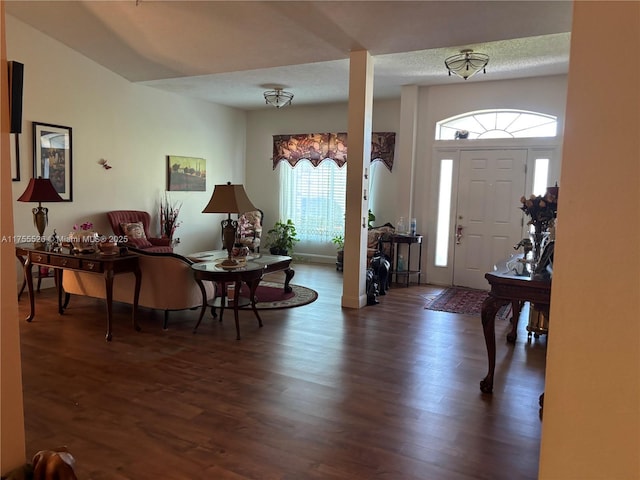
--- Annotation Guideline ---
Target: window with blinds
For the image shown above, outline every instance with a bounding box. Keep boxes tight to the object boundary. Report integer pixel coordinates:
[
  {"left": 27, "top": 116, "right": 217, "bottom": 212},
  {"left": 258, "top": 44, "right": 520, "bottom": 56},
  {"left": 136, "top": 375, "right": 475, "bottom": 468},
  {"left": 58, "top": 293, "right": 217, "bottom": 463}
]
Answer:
[{"left": 278, "top": 160, "right": 347, "bottom": 244}]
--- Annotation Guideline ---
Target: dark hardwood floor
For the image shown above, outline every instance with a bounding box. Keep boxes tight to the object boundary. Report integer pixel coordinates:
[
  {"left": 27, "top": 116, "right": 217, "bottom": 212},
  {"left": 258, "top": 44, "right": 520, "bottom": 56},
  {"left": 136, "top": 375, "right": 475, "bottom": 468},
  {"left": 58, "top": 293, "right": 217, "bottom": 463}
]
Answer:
[{"left": 17, "top": 262, "right": 546, "bottom": 480}]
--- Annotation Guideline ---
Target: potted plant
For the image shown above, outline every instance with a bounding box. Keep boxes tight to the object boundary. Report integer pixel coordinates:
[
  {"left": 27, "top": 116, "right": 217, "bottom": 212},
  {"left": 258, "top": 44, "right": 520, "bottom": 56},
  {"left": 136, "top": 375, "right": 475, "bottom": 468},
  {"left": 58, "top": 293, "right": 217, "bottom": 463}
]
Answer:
[
  {"left": 331, "top": 233, "right": 345, "bottom": 271},
  {"left": 267, "top": 219, "right": 299, "bottom": 255}
]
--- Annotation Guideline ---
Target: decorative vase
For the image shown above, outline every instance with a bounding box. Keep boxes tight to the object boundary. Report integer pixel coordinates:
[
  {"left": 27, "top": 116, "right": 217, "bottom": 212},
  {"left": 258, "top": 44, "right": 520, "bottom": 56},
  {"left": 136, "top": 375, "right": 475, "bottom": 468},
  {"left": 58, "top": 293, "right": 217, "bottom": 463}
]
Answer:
[
  {"left": 98, "top": 239, "right": 118, "bottom": 255},
  {"left": 530, "top": 226, "right": 544, "bottom": 263},
  {"left": 231, "top": 244, "right": 249, "bottom": 258}
]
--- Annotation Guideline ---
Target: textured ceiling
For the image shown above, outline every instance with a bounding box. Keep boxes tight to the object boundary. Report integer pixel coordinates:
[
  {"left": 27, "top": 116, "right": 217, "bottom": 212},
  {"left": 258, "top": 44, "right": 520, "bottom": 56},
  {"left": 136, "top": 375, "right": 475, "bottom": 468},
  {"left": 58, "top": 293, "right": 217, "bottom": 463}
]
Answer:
[{"left": 5, "top": 0, "right": 573, "bottom": 110}]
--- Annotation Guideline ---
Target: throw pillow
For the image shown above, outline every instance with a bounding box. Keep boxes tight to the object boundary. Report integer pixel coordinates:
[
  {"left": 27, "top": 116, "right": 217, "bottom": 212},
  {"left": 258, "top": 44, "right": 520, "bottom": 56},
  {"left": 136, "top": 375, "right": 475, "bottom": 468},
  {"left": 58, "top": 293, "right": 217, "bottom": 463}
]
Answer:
[{"left": 120, "top": 222, "right": 152, "bottom": 248}]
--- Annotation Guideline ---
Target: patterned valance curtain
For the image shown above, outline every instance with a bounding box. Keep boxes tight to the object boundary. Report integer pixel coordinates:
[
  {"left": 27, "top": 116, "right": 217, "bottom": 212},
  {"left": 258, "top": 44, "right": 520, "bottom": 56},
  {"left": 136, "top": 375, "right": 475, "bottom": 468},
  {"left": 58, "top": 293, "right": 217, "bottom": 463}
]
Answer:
[{"left": 272, "top": 132, "right": 396, "bottom": 171}]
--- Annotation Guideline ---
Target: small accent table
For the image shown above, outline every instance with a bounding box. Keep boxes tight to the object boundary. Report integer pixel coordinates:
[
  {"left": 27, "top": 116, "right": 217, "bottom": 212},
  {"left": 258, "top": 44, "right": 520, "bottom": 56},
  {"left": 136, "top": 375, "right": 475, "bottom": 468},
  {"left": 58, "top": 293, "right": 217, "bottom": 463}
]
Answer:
[
  {"left": 16, "top": 243, "right": 141, "bottom": 341},
  {"left": 187, "top": 250, "right": 295, "bottom": 292},
  {"left": 190, "top": 253, "right": 293, "bottom": 340},
  {"left": 386, "top": 234, "right": 423, "bottom": 287}
]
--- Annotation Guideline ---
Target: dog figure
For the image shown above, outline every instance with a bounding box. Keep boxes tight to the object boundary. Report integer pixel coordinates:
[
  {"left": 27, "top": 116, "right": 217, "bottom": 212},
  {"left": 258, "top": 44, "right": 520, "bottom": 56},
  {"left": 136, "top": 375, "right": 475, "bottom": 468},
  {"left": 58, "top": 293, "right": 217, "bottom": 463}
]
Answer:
[
  {"left": 366, "top": 268, "right": 379, "bottom": 305},
  {"left": 32, "top": 447, "right": 78, "bottom": 480}
]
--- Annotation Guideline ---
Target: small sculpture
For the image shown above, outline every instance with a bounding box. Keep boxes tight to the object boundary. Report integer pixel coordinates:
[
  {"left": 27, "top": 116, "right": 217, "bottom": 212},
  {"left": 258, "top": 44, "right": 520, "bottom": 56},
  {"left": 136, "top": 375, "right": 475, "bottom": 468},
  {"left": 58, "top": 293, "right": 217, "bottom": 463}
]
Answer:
[
  {"left": 49, "top": 229, "right": 61, "bottom": 251},
  {"left": 514, "top": 238, "right": 533, "bottom": 257}
]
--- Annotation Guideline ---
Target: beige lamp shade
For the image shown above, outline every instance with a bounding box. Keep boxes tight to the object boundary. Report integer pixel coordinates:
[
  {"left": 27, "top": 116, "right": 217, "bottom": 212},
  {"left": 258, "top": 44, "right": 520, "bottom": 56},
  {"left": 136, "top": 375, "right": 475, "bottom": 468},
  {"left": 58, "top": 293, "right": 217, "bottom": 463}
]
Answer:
[{"left": 202, "top": 182, "right": 256, "bottom": 215}]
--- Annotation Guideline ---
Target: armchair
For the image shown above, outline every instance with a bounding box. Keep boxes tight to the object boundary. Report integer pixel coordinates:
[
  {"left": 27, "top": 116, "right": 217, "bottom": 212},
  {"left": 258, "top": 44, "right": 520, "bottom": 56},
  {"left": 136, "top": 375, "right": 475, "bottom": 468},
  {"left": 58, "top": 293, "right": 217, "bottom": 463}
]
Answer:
[
  {"left": 107, "top": 210, "right": 173, "bottom": 253},
  {"left": 230, "top": 209, "right": 263, "bottom": 253}
]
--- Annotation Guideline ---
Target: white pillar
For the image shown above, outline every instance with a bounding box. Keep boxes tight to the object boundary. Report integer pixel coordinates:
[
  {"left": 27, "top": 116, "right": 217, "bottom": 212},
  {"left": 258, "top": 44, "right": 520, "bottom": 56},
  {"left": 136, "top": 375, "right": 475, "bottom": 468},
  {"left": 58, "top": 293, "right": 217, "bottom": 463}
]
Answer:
[
  {"left": 397, "top": 85, "right": 418, "bottom": 223},
  {"left": 342, "top": 50, "right": 373, "bottom": 309}
]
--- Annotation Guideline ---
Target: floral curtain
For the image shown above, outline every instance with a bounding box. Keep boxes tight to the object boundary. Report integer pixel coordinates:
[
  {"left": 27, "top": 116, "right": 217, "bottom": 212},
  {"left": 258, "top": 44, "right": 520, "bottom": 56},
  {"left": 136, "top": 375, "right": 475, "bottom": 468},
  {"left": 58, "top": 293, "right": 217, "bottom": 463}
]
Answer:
[{"left": 272, "top": 132, "right": 396, "bottom": 171}]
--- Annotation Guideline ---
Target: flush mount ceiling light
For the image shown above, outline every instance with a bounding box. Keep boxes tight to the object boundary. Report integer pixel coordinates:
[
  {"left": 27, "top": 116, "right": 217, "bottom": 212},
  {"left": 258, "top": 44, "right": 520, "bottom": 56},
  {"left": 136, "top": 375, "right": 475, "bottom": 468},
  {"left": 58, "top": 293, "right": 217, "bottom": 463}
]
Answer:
[
  {"left": 445, "top": 49, "right": 489, "bottom": 80},
  {"left": 264, "top": 88, "right": 294, "bottom": 109}
]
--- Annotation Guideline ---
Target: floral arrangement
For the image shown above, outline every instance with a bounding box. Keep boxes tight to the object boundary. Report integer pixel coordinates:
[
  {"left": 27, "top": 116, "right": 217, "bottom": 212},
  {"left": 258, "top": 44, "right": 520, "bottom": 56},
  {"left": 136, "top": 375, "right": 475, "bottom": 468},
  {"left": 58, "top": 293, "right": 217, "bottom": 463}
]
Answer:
[
  {"left": 519, "top": 192, "right": 558, "bottom": 231},
  {"left": 73, "top": 221, "right": 94, "bottom": 231},
  {"left": 160, "top": 194, "right": 182, "bottom": 240}
]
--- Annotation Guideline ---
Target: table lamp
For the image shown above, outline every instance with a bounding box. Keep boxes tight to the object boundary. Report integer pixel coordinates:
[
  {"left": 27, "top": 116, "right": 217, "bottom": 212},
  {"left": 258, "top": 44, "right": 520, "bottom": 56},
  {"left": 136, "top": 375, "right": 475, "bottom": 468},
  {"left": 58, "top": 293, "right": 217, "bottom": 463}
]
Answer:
[
  {"left": 17, "top": 177, "right": 64, "bottom": 248},
  {"left": 202, "top": 182, "right": 257, "bottom": 267}
]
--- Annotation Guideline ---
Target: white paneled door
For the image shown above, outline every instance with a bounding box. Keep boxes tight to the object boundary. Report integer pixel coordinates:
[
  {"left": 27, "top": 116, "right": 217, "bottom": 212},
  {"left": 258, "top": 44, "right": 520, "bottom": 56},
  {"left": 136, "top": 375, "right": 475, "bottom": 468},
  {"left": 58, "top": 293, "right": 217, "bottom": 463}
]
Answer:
[{"left": 453, "top": 149, "right": 526, "bottom": 289}]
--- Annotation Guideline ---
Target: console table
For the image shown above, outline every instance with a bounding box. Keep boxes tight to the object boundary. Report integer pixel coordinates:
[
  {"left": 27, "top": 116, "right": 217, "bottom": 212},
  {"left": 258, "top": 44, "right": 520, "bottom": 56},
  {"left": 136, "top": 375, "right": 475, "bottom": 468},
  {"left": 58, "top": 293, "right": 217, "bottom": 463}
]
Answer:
[
  {"left": 480, "top": 267, "right": 551, "bottom": 394},
  {"left": 384, "top": 234, "right": 423, "bottom": 287},
  {"left": 16, "top": 243, "right": 141, "bottom": 341}
]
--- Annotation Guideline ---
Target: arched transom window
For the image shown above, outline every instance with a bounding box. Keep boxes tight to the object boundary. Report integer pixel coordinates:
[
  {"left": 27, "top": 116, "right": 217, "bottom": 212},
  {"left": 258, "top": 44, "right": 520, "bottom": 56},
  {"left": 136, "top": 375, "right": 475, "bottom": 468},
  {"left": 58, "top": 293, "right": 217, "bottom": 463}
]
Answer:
[{"left": 436, "top": 109, "right": 557, "bottom": 140}]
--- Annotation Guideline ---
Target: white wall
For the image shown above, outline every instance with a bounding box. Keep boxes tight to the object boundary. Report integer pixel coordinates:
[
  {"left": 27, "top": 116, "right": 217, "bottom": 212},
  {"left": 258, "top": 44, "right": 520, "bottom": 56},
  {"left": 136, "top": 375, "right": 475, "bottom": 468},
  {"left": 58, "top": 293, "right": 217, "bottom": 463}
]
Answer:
[{"left": 6, "top": 15, "right": 247, "bottom": 280}]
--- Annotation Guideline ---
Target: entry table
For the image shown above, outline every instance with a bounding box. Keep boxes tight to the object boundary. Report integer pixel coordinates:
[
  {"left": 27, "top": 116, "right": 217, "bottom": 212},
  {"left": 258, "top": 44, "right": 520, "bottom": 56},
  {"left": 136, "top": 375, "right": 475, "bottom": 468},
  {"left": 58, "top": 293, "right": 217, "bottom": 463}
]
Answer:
[
  {"left": 480, "top": 266, "right": 551, "bottom": 394},
  {"left": 387, "top": 234, "right": 423, "bottom": 287},
  {"left": 16, "top": 243, "right": 141, "bottom": 341}
]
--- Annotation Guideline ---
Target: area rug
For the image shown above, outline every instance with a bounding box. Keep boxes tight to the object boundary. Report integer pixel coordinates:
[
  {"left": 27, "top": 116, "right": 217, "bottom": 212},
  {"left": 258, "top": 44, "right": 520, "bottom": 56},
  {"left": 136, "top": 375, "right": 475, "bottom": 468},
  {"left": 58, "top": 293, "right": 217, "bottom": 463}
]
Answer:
[
  {"left": 236, "top": 281, "right": 318, "bottom": 310},
  {"left": 423, "top": 287, "right": 511, "bottom": 320}
]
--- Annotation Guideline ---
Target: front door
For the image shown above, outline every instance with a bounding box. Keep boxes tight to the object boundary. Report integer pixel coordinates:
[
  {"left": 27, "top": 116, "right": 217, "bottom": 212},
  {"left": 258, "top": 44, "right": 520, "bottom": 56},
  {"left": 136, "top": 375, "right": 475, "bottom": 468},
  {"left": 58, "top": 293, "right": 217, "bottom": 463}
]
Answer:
[{"left": 453, "top": 149, "right": 527, "bottom": 289}]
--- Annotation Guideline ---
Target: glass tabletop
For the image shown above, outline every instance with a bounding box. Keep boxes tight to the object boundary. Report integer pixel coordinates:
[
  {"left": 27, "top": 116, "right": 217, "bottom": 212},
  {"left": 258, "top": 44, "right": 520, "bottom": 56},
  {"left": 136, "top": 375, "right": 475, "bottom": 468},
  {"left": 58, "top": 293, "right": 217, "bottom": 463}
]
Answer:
[{"left": 191, "top": 259, "right": 264, "bottom": 273}]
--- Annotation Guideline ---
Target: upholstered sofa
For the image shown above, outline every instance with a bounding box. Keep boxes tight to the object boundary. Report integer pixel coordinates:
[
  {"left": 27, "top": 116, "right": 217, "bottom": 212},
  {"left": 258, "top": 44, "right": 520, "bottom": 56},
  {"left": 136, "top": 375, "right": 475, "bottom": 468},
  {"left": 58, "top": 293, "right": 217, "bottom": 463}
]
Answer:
[
  {"left": 62, "top": 248, "right": 216, "bottom": 329},
  {"left": 107, "top": 210, "right": 173, "bottom": 253}
]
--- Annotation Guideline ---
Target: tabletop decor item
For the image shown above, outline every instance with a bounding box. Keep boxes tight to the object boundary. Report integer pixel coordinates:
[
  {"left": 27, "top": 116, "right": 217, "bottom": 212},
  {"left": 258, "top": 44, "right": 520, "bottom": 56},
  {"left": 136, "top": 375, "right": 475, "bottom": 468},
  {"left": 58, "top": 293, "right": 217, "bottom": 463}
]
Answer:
[
  {"left": 17, "top": 176, "right": 64, "bottom": 248},
  {"left": 69, "top": 221, "right": 99, "bottom": 253},
  {"left": 519, "top": 189, "right": 558, "bottom": 261}
]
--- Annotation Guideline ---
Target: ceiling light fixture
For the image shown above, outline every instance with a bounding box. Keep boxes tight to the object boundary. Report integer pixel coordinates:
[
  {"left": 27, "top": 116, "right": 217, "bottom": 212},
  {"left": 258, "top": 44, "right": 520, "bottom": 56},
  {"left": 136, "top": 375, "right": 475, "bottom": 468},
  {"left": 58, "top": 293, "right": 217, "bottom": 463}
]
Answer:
[
  {"left": 264, "top": 88, "right": 294, "bottom": 109},
  {"left": 445, "top": 49, "right": 489, "bottom": 80}
]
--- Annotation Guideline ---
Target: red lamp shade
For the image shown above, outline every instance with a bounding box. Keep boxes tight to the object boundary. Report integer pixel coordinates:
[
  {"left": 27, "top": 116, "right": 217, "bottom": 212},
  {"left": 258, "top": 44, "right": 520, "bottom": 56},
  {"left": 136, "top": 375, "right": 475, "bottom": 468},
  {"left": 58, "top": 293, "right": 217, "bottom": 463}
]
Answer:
[{"left": 18, "top": 177, "right": 64, "bottom": 203}]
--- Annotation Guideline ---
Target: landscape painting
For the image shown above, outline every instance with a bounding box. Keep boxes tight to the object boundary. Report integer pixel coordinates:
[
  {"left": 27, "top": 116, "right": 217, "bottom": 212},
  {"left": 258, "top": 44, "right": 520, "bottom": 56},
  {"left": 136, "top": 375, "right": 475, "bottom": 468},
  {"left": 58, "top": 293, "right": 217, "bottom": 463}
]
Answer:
[{"left": 167, "top": 155, "right": 206, "bottom": 191}]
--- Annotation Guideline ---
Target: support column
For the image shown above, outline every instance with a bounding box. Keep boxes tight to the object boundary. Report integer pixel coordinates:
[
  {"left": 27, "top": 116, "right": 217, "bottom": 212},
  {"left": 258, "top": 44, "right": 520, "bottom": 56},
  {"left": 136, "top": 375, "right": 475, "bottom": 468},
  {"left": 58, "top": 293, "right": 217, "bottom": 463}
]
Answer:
[
  {"left": 397, "top": 85, "right": 418, "bottom": 222},
  {"left": 341, "top": 50, "right": 373, "bottom": 309}
]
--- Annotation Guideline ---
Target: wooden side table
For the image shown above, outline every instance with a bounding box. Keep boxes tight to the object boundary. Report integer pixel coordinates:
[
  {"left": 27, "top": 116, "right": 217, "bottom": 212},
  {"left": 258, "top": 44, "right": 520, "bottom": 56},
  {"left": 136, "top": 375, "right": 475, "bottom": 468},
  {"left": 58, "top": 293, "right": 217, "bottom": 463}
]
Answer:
[{"left": 387, "top": 234, "right": 423, "bottom": 287}]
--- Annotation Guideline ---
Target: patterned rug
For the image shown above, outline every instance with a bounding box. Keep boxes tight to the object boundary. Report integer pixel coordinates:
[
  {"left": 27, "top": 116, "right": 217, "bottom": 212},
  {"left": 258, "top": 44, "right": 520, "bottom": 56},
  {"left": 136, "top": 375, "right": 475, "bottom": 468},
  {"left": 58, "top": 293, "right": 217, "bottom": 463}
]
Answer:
[
  {"left": 236, "top": 281, "right": 318, "bottom": 310},
  {"left": 423, "top": 287, "right": 511, "bottom": 320}
]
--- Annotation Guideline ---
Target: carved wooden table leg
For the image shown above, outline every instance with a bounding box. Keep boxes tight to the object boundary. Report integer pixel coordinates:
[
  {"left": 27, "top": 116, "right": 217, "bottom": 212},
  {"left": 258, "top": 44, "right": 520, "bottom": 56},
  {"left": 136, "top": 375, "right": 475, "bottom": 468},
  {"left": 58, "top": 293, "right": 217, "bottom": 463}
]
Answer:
[
  {"left": 24, "top": 256, "right": 35, "bottom": 322},
  {"left": 480, "top": 294, "right": 509, "bottom": 394},
  {"left": 232, "top": 280, "right": 242, "bottom": 340},
  {"left": 193, "top": 278, "right": 208, "bottom": 333},
  {"left": 283, "top": 267, "right": 295, "bottom": 293},
  {"left": 104, "top": 270, "right": 115, "bottom": 341},
  {"left": 132, "top": 265, "right": 142, "bottom": 332},
  {"left": 246, "top": 276, "right": 263, "bottom": 330},
  {"left": 506, "top": 300, "right": 523, "bottom": 343}
]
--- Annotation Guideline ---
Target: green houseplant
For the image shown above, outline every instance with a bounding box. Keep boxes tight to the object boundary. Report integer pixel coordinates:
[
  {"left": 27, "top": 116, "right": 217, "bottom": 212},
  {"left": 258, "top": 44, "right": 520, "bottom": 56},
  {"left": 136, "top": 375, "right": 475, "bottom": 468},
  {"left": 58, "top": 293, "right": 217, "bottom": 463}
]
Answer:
[
  {"left": 331, "top": 233, "right": 345, "bottom": 271},
  {"left": 267, "top": 219, "right": 299, "bottom": 255}
]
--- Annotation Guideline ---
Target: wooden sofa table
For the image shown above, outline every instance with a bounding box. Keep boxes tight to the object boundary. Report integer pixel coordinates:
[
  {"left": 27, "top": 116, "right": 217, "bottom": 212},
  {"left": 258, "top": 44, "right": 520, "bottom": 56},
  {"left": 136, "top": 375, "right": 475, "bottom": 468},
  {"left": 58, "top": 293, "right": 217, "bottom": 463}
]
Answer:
[{"left": 16, "top": 243, "right": 141, "bottom": 341}]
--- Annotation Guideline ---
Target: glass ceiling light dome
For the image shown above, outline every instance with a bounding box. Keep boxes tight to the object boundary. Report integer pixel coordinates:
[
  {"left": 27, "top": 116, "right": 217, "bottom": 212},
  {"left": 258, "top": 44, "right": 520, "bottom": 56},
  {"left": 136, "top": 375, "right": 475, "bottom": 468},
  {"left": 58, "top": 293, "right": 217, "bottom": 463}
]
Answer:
[
  {"left": 445, "top": 49, "right": 489, "bottom": 80},
  {"left": 264, "top": 88, "right": 294, "bottom": 108}
]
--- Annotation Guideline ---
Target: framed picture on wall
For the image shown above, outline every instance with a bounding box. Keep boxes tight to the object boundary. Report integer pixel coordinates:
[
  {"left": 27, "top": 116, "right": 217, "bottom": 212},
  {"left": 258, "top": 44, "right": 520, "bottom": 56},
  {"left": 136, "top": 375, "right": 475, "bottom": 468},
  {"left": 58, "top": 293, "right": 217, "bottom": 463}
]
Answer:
[
  {"left": 167, "top": 155, "right": 206, "bottom": 191},
  {"left": 33, "top": 122, "right": 72, "bottom": 201}
]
